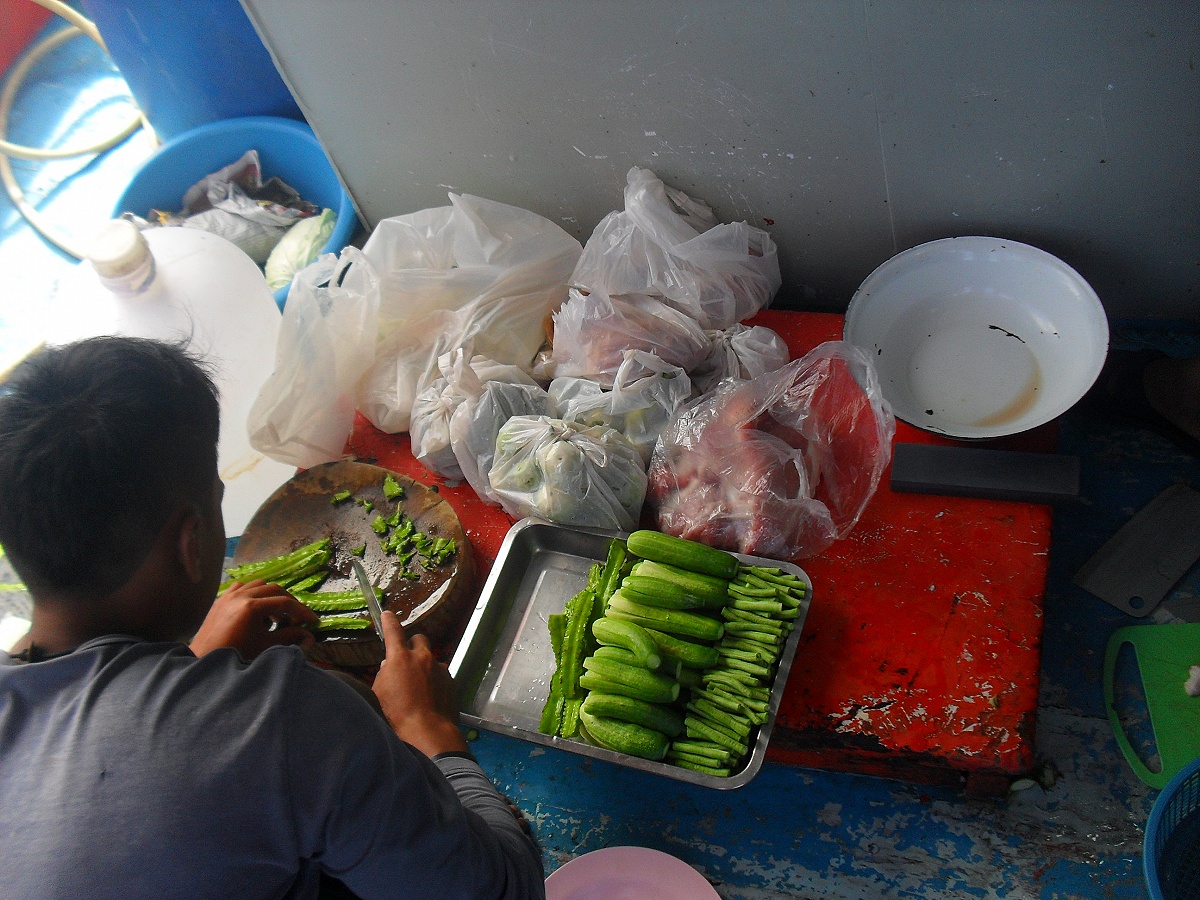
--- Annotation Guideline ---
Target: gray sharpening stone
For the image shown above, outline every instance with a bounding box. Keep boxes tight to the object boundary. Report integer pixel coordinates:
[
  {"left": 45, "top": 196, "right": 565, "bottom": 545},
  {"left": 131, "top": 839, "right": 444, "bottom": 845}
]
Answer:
[
  {"left": 889, "top": 443, "right": 1081, "bottom": 504},
  {"left": 1073, "top": 483, "right": 1200, "bottom": 617}
]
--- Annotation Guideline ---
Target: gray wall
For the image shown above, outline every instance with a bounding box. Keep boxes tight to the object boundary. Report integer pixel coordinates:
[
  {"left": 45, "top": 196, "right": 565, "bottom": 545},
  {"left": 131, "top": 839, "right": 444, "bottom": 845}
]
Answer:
[{"left": 242, "top": 1, "right": 1200, "bottom": 321}]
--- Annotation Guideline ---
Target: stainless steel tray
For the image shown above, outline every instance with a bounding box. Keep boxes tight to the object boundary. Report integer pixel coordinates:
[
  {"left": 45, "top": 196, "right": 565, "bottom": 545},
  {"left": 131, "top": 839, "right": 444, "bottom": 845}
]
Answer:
[{"left": 449, "top": 518, "right": 812, "bottom": 790}]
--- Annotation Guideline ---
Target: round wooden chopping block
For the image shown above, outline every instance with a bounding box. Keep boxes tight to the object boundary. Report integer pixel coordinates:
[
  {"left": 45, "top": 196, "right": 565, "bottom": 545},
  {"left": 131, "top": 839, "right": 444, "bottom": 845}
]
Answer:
[{"left": 232, "top": 460, "right": 475, "bottom": 669}]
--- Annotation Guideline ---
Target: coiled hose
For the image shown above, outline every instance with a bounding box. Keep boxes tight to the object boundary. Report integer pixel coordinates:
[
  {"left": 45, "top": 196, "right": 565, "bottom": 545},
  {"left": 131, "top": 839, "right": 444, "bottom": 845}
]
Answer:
[{"left": 0, "top": 0, "right": 149, "bottom": 258}]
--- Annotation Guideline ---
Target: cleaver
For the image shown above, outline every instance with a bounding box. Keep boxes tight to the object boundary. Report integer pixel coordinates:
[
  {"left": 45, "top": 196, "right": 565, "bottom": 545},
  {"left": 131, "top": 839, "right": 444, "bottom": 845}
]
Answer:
[{"left": 350, "top": 558, "right": 387, "bottom": 640}]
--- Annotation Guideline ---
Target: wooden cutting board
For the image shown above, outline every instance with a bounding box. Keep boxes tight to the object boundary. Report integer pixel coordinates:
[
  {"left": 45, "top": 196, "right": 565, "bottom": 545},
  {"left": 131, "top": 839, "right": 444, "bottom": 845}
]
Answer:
[{"left": 232, "top": 460, "right": 475, "bottom": 668}]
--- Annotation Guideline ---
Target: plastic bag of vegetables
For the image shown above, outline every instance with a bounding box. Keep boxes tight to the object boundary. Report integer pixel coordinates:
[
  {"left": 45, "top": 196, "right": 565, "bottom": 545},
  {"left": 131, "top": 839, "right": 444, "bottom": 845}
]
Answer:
[
  {"left": 488, "top": 416, "right": 647, "bottom": 531},
  {"left": 551, "top": 351, "right": 692, "bottom": 465},
  {"left": 450, "top": 380, "right": 556, "bottom": 504},
  {"left": 410, "top": 346, "right": 539, "bottom": 478}
]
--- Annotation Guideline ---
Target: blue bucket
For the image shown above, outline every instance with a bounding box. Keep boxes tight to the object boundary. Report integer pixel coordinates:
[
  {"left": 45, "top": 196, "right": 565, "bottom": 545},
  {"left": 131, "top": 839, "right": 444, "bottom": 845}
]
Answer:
[
  {"left": 1146, "top": 755, "right": 1200, "bottom": 900},
  {"left": 113, "top": 116, "right": 359, "bottom": 309}
]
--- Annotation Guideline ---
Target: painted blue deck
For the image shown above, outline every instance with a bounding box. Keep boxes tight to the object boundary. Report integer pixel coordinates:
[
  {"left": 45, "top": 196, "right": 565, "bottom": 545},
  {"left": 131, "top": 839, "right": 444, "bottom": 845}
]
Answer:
[{"left": 4, "top": 13, "right": 1198, "bottom": 897}]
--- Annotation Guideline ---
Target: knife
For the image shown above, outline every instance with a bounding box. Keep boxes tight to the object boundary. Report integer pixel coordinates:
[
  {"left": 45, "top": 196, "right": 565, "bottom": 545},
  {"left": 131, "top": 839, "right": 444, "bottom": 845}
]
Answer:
[{"left": 350, "top": 558, "right": 386, "bottom": 640}]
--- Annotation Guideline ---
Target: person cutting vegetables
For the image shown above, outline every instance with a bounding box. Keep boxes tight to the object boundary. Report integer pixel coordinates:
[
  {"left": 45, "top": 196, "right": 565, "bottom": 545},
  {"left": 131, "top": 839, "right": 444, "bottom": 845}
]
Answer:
[{"left": 0, "top": 336, "right": 543, "bottom": 900}]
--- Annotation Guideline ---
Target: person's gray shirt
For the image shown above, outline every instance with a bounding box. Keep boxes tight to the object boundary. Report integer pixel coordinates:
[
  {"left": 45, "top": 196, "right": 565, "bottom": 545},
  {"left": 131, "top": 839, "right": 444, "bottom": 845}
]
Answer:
[{"left": 0, "top": 636, "right": 544, "bottom": 899}]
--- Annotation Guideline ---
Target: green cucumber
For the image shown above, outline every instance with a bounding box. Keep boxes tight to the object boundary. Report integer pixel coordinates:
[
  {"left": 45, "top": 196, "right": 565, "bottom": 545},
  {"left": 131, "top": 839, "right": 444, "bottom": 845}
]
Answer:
[
  {"left": 591, "top": 616, "right": 661, "bottom": 670},
  {"left": 579, "top": 656, "right": 679, "bottom": 704},
  {"left": 619, "top": 576, "right": 712, "bottom": 611},
  {"left": 581, "top": 691, "right": 684, "bottom": 738},
  {"left": 629, "top": 560, "right": 729, "bottom": 606},
  {"left": 607, "top": 595, "right": 725, "bottom": 642},
  {"left": 578, "top": 709, "right": 669, "bottom": 761},
  {"left": 643, "top": 628, "right": 721, "bottom": 669},
  {"left": 592, "top": 645, "right": 680, "bottom": 678},
  {"left": 626, "top": 530, "right": 739, "bottom": 580}
]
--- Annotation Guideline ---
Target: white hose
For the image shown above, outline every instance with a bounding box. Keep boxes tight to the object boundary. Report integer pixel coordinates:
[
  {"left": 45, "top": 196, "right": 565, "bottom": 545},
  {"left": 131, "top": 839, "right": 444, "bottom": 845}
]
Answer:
[{"left": 0, "top": 0, "right": 150, "bottom": 258}]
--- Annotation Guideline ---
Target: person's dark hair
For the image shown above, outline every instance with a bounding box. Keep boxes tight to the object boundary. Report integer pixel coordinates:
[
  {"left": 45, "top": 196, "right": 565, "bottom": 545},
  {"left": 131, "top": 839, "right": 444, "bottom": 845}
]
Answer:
[{"left": 0, "top": 336, "right": 220, "bottom": 598}]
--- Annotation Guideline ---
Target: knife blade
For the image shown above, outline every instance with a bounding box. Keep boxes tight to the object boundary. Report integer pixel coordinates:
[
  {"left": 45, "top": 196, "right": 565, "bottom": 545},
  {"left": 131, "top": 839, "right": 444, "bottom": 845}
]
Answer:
[{"left": 350, "top": 558, "right": 386, "bottom": 639}]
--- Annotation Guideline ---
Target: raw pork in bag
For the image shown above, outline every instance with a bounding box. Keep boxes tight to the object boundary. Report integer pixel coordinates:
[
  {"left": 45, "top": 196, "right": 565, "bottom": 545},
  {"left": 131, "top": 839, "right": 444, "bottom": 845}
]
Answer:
[
  {"left": 690, "top": 323, "right": 791, "bottom": 394},
  {"left": 647, "top": 341, "right": 895, "bottom": 560},
  {"left": 410, "top": 347, "right": 539, "bottom": 479},
  {"left": 248, "top": 251, "right": 379, "bottom": 468},
  {"left": 544, "top": 288, "right": 710, "bottom": 385},
  {"left": 488, "top": 417, "right": 647, "bottom": 531},
  {"left": 356, "top": 194, "right": 580, "bottom": 433},
  {"left": 569, "top": 167, "right": 781, "bottom": 329}
]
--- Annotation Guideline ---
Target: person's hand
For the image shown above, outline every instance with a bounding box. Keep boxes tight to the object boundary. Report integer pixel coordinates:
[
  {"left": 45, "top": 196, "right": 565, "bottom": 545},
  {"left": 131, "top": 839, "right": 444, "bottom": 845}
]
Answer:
[
  {"left": 189, "top": 579, "right": 320, "bottom": 660},
  {"left": 371, "top": 611, "right": 468, "bottom": 758}
]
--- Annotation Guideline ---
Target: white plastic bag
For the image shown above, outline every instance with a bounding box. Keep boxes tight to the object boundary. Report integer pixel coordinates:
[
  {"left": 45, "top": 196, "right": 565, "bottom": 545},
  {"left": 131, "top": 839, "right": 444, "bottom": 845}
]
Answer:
[
  {"left": 248, "top": 250, "right": 380, "bottom": 468},
  {"left": 410, "top": 347, "right": 539, "bottom": 479},
  {"left": 569, "top": 167, "right": 782, "bottom": 329},
  {"left": 647, "top": 341, "right": 895, "bottom": 560},
  {"left": 488, "top": 416, "right": 647, "bottom": 531},
  {"left": 450, "top": 380, "right": 556, "bottom": 504},
  {"left": 544, "top": 288, "right": 710, "bottom": 385},
  {"left": 356, "top": 194, "right": 581, "bottom": 433},
  {"left": 691, "top": 323, "right": 791, "bottom": 394},
  {"left": 552, "top": 351, "right": 692, "bottom": 464}
]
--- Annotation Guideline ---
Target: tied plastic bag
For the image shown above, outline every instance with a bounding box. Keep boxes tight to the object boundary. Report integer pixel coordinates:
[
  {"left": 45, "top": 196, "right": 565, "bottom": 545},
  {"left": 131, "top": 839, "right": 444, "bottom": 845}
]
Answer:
[
  {"left": 569, "top": 167, "right": 782, "bottom": 329},
  {"left": 543, "top": 288, "right": 710, "bottom": 386},
  {"left": 450, "top": 380, "right": 556, "bottom": 504},
  {"left": 690, "top": 323, "right": 791, "bottom": 394},
  {"left": 357, "top": 194, "right": 581, "bottom": 433},
  {"left": 248, "top": 250, "right": 380, "bottom": 469},
  {"left": 551, "top": 351, "right": 692, "bottom": 464},
  {"left": 647, "top": 341, "right": 895, "bottom": 560},
  {"left": 488, "top": 416, "right": 647, "bottom": 531},
  {"left": 410, "top": 345, "right": 541, "bottom": 479}
]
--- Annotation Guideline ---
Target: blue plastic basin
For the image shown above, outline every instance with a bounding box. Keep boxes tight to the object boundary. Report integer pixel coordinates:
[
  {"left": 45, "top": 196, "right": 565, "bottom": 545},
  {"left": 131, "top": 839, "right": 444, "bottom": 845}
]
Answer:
[{"left": 113, "top": 116, "right": 358, "bottom": 308}]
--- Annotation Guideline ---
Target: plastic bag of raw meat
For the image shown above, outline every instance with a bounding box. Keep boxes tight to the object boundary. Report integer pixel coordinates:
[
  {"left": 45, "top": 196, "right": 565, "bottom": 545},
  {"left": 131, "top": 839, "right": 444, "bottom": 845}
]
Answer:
[
  {"left": 690, "top": 323, "right": 792, "bottom": 394},
  {"left": 647, "top": 341, "right": 895, "bottom": 559},
  {"left": 489, "top": 416, "right": 647, "bottom": 531},
  {"left": 542, "top": 288, "right": 710, "bottom": 386},
  {"left": 569, "top": 167, "right": 781, "bottom": 329}
]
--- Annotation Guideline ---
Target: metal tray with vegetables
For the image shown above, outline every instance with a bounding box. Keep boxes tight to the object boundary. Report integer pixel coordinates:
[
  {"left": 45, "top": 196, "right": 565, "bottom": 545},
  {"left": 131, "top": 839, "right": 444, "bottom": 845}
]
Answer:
[{"left": 449, "top": 518, "right": 811, "bottom": 789}]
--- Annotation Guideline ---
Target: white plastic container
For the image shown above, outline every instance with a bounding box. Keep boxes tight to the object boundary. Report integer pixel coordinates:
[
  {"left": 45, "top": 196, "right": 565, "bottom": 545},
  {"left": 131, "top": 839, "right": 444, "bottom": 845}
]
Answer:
[{"left": 46, "top": 220, "right": 297, "bottom": 536}]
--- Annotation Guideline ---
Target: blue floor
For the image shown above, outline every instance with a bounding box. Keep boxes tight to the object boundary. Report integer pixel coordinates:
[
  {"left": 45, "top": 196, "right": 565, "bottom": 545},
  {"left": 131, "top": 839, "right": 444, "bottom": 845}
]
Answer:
[{"left": 4, "top": 13, "right": 1198, "bottom": 898}]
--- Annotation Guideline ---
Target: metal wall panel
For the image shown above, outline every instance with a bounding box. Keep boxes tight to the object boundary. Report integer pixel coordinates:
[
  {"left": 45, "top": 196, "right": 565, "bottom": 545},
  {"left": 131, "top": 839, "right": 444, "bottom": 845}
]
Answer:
[{"left": 241, "top": 0, "right": 1200, "bottom": 319}]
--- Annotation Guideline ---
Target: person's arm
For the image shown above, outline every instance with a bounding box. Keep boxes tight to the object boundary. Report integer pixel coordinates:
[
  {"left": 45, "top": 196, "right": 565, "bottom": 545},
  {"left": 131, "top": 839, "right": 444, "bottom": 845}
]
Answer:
[{"left": 284, "top": 619, "right": 545, "bottom": 899}]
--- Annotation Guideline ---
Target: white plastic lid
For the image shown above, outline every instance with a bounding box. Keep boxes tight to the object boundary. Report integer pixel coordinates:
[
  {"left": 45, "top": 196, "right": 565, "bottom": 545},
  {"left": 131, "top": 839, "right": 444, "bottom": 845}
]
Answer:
[{"left": 85, "top": 219, "right": 151, "bottom": 279}]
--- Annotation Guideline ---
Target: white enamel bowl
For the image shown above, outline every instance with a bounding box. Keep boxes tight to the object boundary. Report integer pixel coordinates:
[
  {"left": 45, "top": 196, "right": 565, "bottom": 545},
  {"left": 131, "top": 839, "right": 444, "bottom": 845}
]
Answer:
[{"left": 843, "top": 236, "right": 1109, "bottom": 439}]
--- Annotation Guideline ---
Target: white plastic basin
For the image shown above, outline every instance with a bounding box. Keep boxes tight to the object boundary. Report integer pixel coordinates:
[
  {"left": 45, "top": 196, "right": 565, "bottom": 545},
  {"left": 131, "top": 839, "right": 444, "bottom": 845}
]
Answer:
[{"left": 843, "top": 236, "right": 1109, "bottom": 439}]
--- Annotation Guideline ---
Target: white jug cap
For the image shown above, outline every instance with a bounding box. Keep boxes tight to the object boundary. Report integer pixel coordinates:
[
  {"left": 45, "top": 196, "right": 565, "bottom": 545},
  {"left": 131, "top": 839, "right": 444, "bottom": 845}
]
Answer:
[{"left": 85, "top": 219, "right": 152, "bottom": 279}]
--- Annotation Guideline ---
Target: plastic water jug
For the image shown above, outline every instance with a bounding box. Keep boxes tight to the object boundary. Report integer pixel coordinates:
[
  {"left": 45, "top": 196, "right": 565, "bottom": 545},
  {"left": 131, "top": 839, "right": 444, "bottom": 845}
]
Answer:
[{"left": 46, "top": 220, "right": 297, "bottom": 536}]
